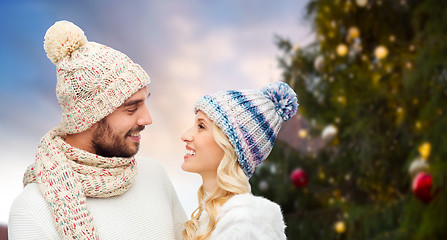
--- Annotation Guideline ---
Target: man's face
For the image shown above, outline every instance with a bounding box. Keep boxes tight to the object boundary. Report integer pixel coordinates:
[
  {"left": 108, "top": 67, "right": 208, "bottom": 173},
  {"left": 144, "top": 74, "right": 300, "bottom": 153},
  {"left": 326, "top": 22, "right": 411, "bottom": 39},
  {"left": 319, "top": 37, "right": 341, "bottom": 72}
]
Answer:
[{"left": 91, "top": 86, "right": 152, "bottom": 158}]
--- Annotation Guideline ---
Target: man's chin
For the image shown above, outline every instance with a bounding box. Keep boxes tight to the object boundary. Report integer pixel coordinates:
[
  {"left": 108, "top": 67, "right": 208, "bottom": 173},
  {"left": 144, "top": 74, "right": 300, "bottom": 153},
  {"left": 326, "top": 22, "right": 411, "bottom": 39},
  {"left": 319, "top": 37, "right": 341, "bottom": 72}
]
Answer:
[
  {"left": 114, "top": 152, "right": 137, "bottom": 158},
  {"left": 126, "top": 144, "right": 139, "bottom": 158},
  {"left": 97, "top": 147, "right": 139, "bottom": 158}
]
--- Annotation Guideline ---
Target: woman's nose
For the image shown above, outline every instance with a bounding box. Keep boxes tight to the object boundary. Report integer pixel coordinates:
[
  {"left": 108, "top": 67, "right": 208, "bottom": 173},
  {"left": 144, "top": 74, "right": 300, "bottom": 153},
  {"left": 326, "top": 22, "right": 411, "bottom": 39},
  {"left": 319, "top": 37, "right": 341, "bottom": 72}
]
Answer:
[{"left": 181, "top": 128, "right": 193, "bottom": 142}]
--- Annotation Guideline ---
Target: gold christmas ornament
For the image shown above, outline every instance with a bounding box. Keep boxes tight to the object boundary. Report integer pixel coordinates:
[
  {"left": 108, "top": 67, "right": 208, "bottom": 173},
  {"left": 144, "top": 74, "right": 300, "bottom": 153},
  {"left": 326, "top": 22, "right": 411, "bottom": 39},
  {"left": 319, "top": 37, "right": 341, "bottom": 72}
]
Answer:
[
  {"left": 347, "top": 26, "right": 360, "bottom": 40},
  {"left": 331, "top": 137, "right": 340, "bottom": 146},
  {"left": 330, "top": 21, "right": 337, "bottom": 28},
  {"left": 319, "top": 170, "right": 326, "bottom": 180},
  {"left": 415, "top": 121, "right": 422, "bottom": 130},
  {"left": 336, "top": 44, "right": 349, "bottom": 57},
  {"left": 396, "top": 107, "right": 404, "bottom": 123},
  {"left": 337, "top": 95, "right": 347, "bottom": 105},
  {"left": 389, "top": 35, "right": 396, "bottom": 42},
  {"left": 345, "top": 1, "right": 353, "bottom": 8},
  {"left": 334, "top": 220, "right": 347, "bottom": 233},
  {"left": 345, "top": 174, "right": 351, "bottom": 181},
  {"left": 374, "top": 45, "right": 389, "bottom": 60},
  {"left": 361, "top": 54, "right": 368, "bottom": 61},
  {"left": 298, "top": 129, "right": 308, "bottom": 138},
  {"left": 356, "top": 0, "right": 368, "bottom": 7},
  {"left": 333, "top": 189, "right": 341, "bottom": 199},
  {"left": 418, "top": 142, "right": 431, "bottom": 159}
]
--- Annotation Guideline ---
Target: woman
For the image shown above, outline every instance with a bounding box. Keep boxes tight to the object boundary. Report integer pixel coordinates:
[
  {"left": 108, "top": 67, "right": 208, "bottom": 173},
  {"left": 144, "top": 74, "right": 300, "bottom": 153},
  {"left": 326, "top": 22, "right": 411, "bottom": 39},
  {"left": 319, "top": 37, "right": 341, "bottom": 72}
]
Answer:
[{"left": 181, "top": 81, "right": 298, "bottom": 239}]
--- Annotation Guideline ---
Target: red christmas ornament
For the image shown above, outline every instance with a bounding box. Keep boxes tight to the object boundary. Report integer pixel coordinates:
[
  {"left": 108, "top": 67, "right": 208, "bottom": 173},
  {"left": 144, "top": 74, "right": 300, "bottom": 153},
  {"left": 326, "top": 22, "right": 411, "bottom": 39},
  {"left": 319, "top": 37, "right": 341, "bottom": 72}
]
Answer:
[
  {"left": 290, "top": 168, "right": 309, "bottom": 188},
  {"left": 412, "top": 172, "right": 434, "bottom": 204}
]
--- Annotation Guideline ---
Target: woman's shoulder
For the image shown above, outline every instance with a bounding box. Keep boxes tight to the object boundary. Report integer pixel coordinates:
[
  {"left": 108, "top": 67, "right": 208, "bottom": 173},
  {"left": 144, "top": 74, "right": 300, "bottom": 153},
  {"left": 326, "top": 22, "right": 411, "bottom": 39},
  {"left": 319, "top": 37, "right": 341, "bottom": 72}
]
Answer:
[
  {"left": 212, "top": 193, "right": 286, "bottom": 239},
  {"left": 220, "top": 193, "right": 282, "bottom": 214}
]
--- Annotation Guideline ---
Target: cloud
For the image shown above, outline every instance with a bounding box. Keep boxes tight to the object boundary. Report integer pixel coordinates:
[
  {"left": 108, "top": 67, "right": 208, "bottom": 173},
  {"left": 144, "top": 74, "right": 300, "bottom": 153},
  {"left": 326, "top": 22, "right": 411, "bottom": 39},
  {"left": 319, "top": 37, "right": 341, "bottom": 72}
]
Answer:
[{"left": 0, "top": 0, "right": 314, "bottom": 222}]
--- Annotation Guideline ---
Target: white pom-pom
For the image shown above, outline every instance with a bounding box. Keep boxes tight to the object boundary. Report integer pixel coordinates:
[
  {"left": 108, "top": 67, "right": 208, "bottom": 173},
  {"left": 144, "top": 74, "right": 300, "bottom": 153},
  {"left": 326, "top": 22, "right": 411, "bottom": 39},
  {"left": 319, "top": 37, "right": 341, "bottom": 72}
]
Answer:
[
  {"left": 408, "top": 158, "right": 429, "bottom": 177},
  {"left": 314, "top": 55, "right": 324, "bottom": 72},
  {"left": 44, "top": 20, "right": 88, "bottom": 64}
]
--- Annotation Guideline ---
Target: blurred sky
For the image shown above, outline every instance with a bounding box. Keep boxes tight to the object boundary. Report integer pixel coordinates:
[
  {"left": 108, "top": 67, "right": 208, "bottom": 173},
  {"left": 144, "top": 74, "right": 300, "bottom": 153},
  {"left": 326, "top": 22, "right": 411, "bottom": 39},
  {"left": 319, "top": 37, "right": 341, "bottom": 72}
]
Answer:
[{"left": 0, "top": 0, "right": 313, "bottom": 224}]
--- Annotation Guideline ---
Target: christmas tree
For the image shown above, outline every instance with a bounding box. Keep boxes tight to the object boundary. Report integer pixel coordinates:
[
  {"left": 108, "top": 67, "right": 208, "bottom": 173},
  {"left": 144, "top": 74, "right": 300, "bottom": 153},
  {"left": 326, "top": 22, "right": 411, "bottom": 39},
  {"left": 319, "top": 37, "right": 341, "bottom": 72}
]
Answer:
[{"left": 250, "top": 0, "right": 447, "bottom": 239}]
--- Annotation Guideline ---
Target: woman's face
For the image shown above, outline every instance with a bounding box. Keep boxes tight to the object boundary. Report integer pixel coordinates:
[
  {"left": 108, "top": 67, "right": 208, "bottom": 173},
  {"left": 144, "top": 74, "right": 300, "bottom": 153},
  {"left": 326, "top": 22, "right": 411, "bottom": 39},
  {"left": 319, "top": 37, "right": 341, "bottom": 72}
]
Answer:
[{"left": 181, "top": 111, "right": 224, "bottom": 177}]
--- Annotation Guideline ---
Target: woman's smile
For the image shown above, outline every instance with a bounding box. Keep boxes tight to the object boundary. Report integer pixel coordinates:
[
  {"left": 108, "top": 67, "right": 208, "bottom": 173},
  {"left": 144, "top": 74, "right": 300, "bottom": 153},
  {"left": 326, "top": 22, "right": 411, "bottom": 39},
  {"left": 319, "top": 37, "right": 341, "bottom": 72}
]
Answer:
[{"left": 184, "top": 145, "right": 196, "bottom": 160}]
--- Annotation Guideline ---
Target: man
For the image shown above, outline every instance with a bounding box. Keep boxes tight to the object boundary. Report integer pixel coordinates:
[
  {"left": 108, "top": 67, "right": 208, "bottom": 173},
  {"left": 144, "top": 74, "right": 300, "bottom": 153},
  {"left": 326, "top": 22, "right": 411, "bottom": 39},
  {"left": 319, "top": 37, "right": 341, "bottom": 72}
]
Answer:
[{"left": 8, "top": 20, "right": 187, "bottom": 240}]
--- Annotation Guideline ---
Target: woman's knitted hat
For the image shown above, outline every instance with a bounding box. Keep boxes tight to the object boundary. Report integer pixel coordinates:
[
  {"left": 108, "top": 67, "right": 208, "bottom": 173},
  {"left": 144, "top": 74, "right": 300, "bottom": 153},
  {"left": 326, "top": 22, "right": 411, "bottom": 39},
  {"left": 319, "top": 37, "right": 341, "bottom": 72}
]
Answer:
[
  {"left": 194, "top": 82, "right": 298, "bottom": 178},
  {"left": 44, "top": 20, "right": 150, "bottom": 134}
]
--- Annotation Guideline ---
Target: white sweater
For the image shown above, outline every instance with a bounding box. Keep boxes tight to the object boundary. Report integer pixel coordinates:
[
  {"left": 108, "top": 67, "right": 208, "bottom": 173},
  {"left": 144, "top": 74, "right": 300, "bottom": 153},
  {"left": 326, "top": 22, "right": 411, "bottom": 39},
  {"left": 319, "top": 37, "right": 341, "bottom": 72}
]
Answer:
[
  {"left": 8, "top": 157, "right": 187, "bottom": 240},
  {"left": 198, "top": 193, "right": 287, "bottom": 240}
]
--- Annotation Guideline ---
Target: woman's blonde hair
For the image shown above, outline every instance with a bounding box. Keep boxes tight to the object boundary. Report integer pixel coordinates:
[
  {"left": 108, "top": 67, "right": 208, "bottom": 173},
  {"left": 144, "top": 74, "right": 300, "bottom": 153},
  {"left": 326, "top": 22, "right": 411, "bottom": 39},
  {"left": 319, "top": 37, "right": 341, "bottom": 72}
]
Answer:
[{"left": 182, "top": 123, "right": 251, "bottom": 240}]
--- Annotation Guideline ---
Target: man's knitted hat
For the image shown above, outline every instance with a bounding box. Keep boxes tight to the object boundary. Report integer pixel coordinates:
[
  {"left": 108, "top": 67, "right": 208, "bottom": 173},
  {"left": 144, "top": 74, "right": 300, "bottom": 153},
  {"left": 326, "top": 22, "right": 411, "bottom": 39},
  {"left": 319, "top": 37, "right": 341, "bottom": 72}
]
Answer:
[
  {"left": 44, "top": 20, "right": 150, "bottom": 134},
  {"left": 194, "top": 82, "right": 298, "bottom": 178}
]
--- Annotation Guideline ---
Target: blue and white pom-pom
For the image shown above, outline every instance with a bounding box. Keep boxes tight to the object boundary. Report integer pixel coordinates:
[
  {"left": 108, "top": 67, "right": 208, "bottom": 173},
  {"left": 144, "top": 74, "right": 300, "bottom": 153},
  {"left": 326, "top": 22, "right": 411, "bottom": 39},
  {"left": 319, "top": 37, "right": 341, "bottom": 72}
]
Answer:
[{"left": 262, "top": 82, "right": 298, "bottom": 121}]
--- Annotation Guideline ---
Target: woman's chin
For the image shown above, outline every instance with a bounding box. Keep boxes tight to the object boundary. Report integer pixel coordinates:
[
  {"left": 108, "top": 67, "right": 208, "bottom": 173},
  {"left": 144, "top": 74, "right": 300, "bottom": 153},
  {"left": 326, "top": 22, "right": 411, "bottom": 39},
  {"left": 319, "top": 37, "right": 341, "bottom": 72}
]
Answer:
[
  {"left": 182, "top": 166, "right": 202, "bottom": 176},
  {"left": 181, "top": 163, "right": 193, "bottom": 173}
]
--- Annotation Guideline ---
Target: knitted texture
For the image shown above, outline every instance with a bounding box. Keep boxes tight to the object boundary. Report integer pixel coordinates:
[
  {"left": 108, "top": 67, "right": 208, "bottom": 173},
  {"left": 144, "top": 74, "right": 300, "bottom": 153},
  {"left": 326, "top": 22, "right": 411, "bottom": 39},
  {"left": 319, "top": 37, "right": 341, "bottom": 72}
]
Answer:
[
  {"left": 11, "top": 158, "right": 187, "bottom": 240},
  {"left": 194, "top": 82, "right": 298, "bottom": 178},
  {"left": 44, "top": 20, "right": 150, "bottom": 135},
  {"left": 24, "top": 127, "right": 138, "bottom": 240}
]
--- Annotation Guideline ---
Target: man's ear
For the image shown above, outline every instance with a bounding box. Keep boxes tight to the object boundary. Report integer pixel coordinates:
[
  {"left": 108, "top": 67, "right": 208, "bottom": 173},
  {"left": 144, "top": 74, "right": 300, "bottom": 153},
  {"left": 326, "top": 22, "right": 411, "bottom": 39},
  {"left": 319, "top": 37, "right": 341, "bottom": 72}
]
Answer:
[{"left": 64, "top": 121, "right": 99, "bottom": 152}]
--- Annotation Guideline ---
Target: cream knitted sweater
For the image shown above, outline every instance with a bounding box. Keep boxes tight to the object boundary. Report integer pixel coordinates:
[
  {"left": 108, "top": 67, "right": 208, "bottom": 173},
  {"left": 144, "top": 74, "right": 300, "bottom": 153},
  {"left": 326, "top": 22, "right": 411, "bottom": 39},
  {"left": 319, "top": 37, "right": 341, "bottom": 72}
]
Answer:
[{"left": 8, "top": 158, "right": 187, "bottom": 240}]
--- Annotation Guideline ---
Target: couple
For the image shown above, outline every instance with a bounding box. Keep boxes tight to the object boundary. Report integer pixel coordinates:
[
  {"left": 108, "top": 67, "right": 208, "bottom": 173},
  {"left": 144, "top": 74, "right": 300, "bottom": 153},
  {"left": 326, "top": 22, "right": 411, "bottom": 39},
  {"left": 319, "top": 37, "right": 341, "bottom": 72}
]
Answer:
[{"left": 8, "top": 21, "right": 297, "bottom": 240}]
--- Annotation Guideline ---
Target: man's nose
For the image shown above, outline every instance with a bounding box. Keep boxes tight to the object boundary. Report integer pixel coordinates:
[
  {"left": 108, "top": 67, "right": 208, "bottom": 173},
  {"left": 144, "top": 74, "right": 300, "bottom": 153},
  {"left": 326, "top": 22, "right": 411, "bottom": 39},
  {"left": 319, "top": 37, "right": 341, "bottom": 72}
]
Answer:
[{"left": 137, "top": 106, "right": 152, "bottom": 126}]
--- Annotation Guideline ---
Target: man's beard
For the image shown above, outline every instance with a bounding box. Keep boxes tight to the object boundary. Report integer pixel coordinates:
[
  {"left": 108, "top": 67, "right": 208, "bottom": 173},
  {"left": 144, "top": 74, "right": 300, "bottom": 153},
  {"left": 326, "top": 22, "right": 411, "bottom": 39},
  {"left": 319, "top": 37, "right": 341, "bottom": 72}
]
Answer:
[{"left": 91, "top": 119, "right": 144, "bottom": 158}]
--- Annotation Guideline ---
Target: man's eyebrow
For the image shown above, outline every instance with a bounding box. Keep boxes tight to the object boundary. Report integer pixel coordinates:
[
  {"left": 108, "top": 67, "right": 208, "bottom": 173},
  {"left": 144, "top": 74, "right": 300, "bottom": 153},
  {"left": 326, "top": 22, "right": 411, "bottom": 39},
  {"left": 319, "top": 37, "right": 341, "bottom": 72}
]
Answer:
[{"left": 122, "top": 93, "right": 150, "bottom": 107}]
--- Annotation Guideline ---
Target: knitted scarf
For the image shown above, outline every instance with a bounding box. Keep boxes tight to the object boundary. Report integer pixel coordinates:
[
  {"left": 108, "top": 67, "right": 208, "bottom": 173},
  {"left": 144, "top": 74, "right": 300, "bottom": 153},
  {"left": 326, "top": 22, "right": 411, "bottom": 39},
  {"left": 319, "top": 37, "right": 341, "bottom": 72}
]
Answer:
[{"left": 24, "top": 127, "right": 138, "bottom": 239}]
